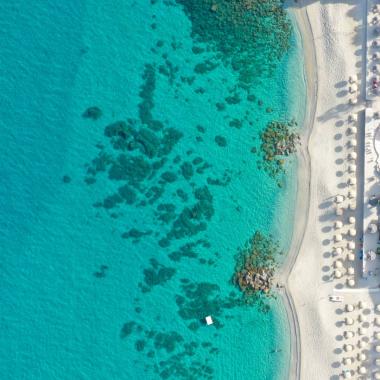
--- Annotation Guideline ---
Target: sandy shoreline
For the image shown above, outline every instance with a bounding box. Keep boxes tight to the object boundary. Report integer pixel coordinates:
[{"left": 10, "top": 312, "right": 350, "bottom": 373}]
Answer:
[{"left": 276, "top": 3, "right": 318, "bottom": 380}]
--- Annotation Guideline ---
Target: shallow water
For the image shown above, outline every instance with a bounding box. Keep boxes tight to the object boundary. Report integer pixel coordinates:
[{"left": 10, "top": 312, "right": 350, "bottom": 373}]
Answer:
[{"left": 0, "top": 1, "right": 305, "bottom": 379}]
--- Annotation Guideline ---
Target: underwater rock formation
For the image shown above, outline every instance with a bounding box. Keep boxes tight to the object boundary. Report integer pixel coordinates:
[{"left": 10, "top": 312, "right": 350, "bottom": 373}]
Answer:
[
  {"left": 176, "top": 0, "right": 292, "bottom": 84},
  {"left": 62, "top": 175, "right": 71, "bottom": 183},
  {"left": 258, "top": 119, "right": 300, "bottom": 183},
  {"left": 234, "top": 231, "right": 281, "bottom": 300},
  {"left": 82, "top": 106, "right": 102, "bottom": 120},
  {"left": 214, "top": 135, "right": 227, "bottom": 147},
  {"left": 139, "top": 258, "right": 176, "bottom": 292}
]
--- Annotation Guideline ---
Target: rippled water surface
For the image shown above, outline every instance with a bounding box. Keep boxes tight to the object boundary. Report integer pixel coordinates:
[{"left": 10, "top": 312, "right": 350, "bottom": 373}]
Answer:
[{"left": 0, "top": 1, "right": 305, "bottom": 379}]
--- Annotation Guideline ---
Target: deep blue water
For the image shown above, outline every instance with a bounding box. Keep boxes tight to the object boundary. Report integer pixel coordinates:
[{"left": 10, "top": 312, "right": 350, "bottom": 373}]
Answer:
[{"left": 0, "top": 1, "right": 305, "bottom": 379}]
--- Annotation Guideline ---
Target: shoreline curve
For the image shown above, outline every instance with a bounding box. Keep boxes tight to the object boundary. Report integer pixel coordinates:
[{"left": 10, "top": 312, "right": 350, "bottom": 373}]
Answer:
[{"left": 276, "top": 2, "right": 319, "bottom": 380}]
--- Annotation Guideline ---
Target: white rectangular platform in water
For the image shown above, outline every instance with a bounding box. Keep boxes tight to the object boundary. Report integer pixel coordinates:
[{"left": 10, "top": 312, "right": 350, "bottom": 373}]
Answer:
[{"left": 205, "top": 316, "right": 213, "bottom": 325}]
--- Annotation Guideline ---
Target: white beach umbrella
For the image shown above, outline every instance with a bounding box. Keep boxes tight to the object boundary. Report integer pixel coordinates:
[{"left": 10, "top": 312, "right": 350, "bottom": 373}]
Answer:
[
  {"left": 335, "top": 221, "right": 343, "bottom": 229},
  {"left": 376, "top": 317, "right": 380, "bottom": 326},
  {"left": 348, "top": 216, "right": 355, "bottom": 224},
  {"left": 348, "top": 228, "right": 356, "bottom": 236},
  {"left": 335, "top": 234, "right": 343, "bottom": 242},
  {"left": 376, "top": 304, "right": 380, "bottom": 312},
  {"left": 348, "top": 253, "right": 355, "bottom": 261},
  {"left": 348, "top": 203, "right": 356, "bottom": 211},
  {"left": 349, "top": 75, "right": 358, "bottom": 83},
  {"left": 349, "top": 97, "right": 358, "bottom": 105},
  {"left": 348, "top": 177, "right": 357, "bottom": 185},
  {"left": 335, "top": 270, "right": 343, "bottom": 279},
  {"left": 346, "top": 304, "right": 354, "bottom": 312},
  {"left": 336, "top": 207, "right": 344, "bottom": 216},
  {"left": 344, "top": 330, "right": 354, "bottom": 338},
  {"left": 348, "top": 164, "right": 356, "bottom": 173},
  {"left": 375, "top": 372, "right": 380, "bottom": 380},
  {"left": 343, "top": 370, "right": 352, "bottom": 378},
  {"left": 343, "top": 370, "right": 352, "bottom": 379},
  {"left": 370, "top": 223, "right": 378, "bottom": 233},
  {"left": 347, "top": 267, "right": 355, "bottom": 275},
  {"left": 348, "top": 126, "right": 357, "bottom": 135},
  {"left": 348, "top": 152, "right": 357, "bottom": 160},
  {"left": 335, "top": 260, "right": 343, "bottom": 268},
  {"left": 349, "top": 113, "right": 358, "bottom": 123},
  {"left": 349, "top": 84, "right": 358, "bottom": 93},
  {"left": 334, "top": 247, "right": 343, "bottom": 255},
  {"left": 375, "top": 358, "right": 380, "bottom": 366},
  {"left": 348, "top": 190, "right": 356, "bottom": 199},
  {"left": 359, "top": 301, "right": 367, "bottom": 309},
  {"left": 347, "top": 279, "right": 355, "bottom": 287},
  {"left": 335, "top": 195, "right": 344, "bottom": 203},
  {"left": 345, "top": 317, "right": 354, "bottom": 326},
  {"left": 358, "top": 353, "right": 366, "bottom": 361},
  {"left": 358, "top": 328, "right": 367, "bottom": 336},
  {"left": 349, "top": 138, "right": 357, "bottom": 147},
  {"left": 343, "top": 357, "right": 352, "bottom": 365},
  {"left": 348, "top": 242, "right": 355, "bottom": 250},
  {"left": 358, "top": 314, "right": 367, "bottom": 323},
  {"left": 375, "top": 332, "right": 380, "bottom": 339},
  {"left": 344, "top": 343, "right": 354, "bottom": 351},
  {"left": 358, "top": 339, "right": 367, "bottom": 349},
  {"left": 358, "top": 367, "right": 367, "bottom": 375}
]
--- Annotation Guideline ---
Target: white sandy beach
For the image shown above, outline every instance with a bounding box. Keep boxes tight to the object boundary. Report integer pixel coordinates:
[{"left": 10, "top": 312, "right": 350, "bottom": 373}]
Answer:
[{"left": 283, "top": 0, "right": 380, "bottom": 379}]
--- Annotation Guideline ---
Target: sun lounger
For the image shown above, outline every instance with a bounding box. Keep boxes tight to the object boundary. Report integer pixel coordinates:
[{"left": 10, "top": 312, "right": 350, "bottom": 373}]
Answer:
[{"left": 329, "top": 295, "right": 344, "bottom": 302}]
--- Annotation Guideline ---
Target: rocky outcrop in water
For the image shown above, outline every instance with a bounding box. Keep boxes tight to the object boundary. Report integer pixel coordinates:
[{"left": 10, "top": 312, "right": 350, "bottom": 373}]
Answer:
[
  {"left": 237, "top": 267, "right": 273, "bottom": 294},
  {"left": 258, "top": 119, "right": 301, "bottom": 185},
  {"left": 234, "top": 231, "right": 280, "bottom": 301}
]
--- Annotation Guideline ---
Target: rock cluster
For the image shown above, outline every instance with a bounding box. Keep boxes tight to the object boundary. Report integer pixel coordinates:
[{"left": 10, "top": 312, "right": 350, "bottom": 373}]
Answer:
[
  {"left": 258, "top": 119, "right": 301, "bottom": 184},
  {"left": 237, "top": 267, "right": 273, "bottom": 294},
  {"left": 234, "top": 231, "right": 279, "bottom": 300}
]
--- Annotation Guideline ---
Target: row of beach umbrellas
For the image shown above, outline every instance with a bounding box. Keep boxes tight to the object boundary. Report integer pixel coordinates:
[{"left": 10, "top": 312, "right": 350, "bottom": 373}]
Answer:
[
  {"left": 334, "top": 241, "right": 356, "bottom": 252},
  {"left": 334, "top": 229, "right": 357, "bottom": 241},
  {"left": 335, "top": 203, "right": 356, "bottom": 216},
  {"left": 341, "top": 29, "right": 376, "bottom": 378},
  {"left": 334, "top": 218, "right": 356, "bottom": 233},
  {"left": 333, "top": 115, "right": 358, "bottom": 281},
  {"left": 348, "top": 75, "right": 358, "bottom": 105},
  {"left": 342, "top": 298, "right": 380, "bottom": 377}
]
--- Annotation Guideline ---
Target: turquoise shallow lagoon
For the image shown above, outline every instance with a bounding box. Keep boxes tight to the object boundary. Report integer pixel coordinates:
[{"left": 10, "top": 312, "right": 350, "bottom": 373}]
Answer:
[{"left": 0, "top": 1, "right": 305, "bottom": 379}]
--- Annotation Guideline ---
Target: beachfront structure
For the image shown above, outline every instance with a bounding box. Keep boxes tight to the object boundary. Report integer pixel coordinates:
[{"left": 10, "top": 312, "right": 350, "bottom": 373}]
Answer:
[
  {"left": 362, "top": 108, "right": 380, "bottom": 280},
  {"left": 367, "top": 4, "right": 380, "bottom": 100}
]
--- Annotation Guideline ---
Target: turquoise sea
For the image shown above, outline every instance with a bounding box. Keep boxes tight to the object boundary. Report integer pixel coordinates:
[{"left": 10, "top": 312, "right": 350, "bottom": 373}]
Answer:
[{"left": 0, "top": 1, "right": 305, "bottom": 379}]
